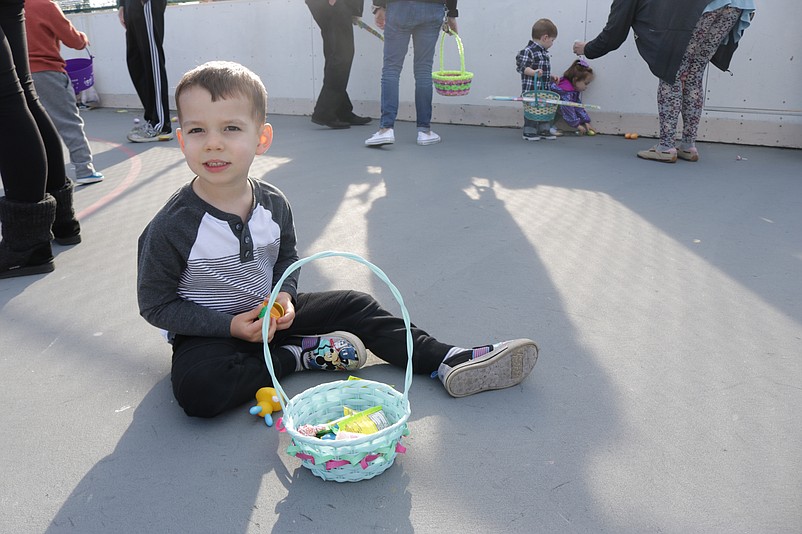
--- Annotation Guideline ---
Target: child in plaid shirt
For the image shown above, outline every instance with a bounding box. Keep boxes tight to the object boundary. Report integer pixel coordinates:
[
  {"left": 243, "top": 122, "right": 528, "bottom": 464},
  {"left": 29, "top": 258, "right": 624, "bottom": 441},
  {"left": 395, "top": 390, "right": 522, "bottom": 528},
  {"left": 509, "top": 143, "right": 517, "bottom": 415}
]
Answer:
[{"left": 515, "top": 18, "right": 559, "bottom": 141}]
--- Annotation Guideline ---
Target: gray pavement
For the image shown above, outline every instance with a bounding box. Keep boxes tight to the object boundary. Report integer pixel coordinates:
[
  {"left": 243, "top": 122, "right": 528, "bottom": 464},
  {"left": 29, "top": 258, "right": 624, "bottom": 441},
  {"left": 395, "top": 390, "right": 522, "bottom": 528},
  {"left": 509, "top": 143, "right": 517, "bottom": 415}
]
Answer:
[{"left": 1, "top": 109, "right": 801, "bottom": 533}]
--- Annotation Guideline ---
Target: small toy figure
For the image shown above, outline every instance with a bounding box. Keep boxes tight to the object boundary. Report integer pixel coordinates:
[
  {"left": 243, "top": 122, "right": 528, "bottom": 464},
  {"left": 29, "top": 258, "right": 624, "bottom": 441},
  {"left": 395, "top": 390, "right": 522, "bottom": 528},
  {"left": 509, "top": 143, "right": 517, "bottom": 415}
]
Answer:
[{"left": 249, "top": 387, "right": 282, "bottom": 427}]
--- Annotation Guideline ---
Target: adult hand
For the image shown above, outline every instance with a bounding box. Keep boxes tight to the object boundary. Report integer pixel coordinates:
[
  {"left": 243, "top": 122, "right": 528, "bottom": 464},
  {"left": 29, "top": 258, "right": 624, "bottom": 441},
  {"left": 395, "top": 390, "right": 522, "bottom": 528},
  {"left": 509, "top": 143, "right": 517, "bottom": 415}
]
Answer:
[
  {"left": 444, "top": 17, "right": 458, "bottom": 35},
  {"left": 117, "top": 6, "right": 125, "bottom": 28},
  {"left": 374, "top": 7, "right": 385, "bottom": 30},
  {"left": 573, "top": 40, "right": 586, "bottom": 56}
]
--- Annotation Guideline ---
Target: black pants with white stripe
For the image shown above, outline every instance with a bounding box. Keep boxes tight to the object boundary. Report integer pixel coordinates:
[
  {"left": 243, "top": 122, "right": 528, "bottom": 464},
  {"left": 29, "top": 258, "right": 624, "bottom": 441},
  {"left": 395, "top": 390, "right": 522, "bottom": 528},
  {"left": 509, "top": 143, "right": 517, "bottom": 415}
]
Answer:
[
  {"left": 122, "top": 0, "right": 170, "bottom": 133},
  {"left": 170, "top": 290, "right": 453, "bottom": 418},
  {"left": 305, "top": 0, "right": 356, "bottom": 121}
]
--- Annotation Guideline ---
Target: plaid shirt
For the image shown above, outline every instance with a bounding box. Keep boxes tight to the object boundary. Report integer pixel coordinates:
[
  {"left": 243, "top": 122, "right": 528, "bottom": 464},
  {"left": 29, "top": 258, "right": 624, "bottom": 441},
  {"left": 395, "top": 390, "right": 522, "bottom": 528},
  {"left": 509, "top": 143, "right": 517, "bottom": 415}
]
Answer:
[{"left": 516, "top": 40, "right": 551, "bottom": 93}]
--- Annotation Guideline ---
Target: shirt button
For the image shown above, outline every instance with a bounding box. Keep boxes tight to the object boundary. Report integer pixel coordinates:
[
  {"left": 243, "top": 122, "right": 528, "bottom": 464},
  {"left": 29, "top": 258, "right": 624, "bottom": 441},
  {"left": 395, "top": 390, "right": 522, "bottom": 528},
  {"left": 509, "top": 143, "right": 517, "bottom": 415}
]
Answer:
[
  {"left": 236, "top": 223, "right": 243, "bottom": 230},
  {"left": 244, "top": 237, "right": 251, "bottom": 244}
]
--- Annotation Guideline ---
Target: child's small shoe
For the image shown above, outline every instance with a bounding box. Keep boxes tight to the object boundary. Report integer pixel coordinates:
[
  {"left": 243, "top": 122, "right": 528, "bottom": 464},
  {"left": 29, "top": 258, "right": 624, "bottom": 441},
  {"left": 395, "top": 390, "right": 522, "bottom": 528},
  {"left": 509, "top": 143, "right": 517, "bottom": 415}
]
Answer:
[
  {"left": 434, "top": 339, "right": 539, "bottom": 397},
  {"left": 540, "top": 127, "right": 558, "bottom": 140},
  {"left": 522, "top": 126, "right": 540, "bottom": 141},
  {"left": 297, "top": 331, "right": 367, "bottom": 371}
]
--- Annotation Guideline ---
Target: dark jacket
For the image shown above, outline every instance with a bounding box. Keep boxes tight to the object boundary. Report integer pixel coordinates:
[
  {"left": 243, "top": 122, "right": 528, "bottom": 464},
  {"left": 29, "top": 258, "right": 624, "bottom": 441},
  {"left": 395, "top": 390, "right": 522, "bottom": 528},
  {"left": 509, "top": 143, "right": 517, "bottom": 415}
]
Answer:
[
  {"left": 583, "top": 0, "right": 741, "bottom": 83},
  {"left": 306, "top": 0, "right": 363, "bottom": 17},
  {"left": 343, "top": 0, "right": 364, "bottom": 17}
]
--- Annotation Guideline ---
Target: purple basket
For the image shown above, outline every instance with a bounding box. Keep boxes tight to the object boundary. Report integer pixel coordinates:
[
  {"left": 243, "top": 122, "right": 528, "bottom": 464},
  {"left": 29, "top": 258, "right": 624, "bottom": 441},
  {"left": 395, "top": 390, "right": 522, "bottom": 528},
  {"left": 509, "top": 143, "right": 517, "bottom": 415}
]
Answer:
[{"left": 65, "top": 57, "right": 94, "bottom": 94}]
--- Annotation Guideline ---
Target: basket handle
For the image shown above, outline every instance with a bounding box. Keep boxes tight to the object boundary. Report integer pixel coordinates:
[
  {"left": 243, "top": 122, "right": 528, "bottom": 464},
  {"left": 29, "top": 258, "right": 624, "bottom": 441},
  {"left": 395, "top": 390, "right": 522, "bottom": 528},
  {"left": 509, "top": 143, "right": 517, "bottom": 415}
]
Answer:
[
  {"left": 438, "top": 31, "right": 465, "bottom": 75},
  {"left": 262, "top": 251, "right": 415, "bottom": 411}
]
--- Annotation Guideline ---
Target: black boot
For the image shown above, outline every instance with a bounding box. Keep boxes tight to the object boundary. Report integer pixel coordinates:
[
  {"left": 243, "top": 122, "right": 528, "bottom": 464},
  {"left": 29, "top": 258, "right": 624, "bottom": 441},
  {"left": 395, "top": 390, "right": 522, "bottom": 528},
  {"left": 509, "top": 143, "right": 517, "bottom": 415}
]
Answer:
[
  {"left": 50, "top": 181, "right": 81, "bottom": 245},
  {"left": 0, "top": 195, "right": 57, "bottom": 279}
]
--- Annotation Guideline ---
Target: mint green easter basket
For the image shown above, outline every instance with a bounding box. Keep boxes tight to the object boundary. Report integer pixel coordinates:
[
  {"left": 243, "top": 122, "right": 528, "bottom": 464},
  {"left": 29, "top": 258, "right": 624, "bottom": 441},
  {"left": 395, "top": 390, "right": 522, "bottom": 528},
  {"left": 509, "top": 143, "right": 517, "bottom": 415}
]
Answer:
[{"left": 263, "top": 251, "right": 413, "bottom": 482}]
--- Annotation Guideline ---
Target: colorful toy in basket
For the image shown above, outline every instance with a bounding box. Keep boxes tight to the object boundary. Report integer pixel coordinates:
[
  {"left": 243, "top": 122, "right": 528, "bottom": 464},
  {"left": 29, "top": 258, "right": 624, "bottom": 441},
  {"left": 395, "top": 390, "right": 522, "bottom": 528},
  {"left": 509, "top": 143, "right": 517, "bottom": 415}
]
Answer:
[
  {"left": 432, "top": 31, "right": 473, "bottom": 97},
  {"left": 249, "top": 387, "right": 283, "bottom": 427},
  {"left": 263, "top": 251, "right": 413, "bottom": 482}
]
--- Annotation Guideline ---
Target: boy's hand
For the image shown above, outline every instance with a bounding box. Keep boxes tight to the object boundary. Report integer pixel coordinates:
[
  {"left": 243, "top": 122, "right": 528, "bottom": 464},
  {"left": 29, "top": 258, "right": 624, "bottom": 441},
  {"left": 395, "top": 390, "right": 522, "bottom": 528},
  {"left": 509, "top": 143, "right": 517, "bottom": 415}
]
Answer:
[
  {"left": 231, "top": 306, "right": 275, "bottom": 343},
  {"left": 551, "top": 74, "right": 560, "bottom": 83},
  {"left": 273, "top": 292, "right": 295, "bottom": 331}
]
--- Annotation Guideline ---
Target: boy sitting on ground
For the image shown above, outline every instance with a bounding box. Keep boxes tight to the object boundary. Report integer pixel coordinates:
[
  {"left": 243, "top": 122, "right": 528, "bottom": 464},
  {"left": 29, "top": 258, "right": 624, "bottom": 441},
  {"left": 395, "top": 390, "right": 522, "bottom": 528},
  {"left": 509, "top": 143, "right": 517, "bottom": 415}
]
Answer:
[{"left": 136, "top": 61, "right": 539, "bottom": 418}]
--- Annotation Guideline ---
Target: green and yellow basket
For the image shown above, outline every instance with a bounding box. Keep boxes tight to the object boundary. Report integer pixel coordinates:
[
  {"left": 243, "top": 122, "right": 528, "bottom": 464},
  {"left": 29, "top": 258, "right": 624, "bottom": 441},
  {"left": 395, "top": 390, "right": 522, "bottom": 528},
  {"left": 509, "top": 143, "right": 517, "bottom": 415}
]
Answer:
[{"left": 432, "top": 32, "right": 473, "bottom": 97}]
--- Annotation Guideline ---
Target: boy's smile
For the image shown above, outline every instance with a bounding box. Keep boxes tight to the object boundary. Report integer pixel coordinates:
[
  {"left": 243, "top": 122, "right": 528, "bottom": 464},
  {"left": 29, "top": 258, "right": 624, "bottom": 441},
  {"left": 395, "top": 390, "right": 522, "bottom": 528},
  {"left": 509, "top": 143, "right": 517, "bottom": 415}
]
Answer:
[{"left": 176, "top": 87, "right": 272, "bottom": 190}]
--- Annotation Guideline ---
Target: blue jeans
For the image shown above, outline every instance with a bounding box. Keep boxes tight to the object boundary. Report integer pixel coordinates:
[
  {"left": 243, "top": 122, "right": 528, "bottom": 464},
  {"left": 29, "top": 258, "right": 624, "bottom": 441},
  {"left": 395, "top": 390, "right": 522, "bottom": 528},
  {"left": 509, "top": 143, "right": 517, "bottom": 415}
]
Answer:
[{"left": 380, "top": 1, "right": 444, "bottom": 131}]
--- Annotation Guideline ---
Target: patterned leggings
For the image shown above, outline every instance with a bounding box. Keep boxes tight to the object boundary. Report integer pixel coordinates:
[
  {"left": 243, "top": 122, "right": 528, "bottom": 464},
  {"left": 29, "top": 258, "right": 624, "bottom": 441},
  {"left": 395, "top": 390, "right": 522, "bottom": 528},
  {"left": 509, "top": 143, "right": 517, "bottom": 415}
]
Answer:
[{"left": 656, "top": 6, "right": 741, "bottom": 149}]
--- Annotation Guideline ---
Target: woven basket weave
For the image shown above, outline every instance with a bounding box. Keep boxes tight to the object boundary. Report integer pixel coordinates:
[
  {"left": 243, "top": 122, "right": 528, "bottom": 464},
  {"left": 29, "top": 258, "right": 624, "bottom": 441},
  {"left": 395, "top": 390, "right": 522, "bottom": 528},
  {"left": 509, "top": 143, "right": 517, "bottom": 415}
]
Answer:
[
  {"left": 432, "top": 32, "right": 473, "bottom": 96},
  {"left": 522, "top": 83, "right": 559, "bottom": 122},
  {"left": 263, "top": 251, "right": 414, "bottom": 482}
]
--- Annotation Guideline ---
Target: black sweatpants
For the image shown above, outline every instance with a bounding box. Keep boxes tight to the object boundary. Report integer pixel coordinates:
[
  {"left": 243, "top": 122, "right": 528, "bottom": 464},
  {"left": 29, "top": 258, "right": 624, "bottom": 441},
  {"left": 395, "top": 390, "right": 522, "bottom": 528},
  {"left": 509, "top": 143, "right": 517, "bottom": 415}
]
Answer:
[
  {"left": 306, "top": 0, "right": 356, "bottom": 121},
  {"left": 122, "top": 0, "right": 170, "bottom": 133},
  {"left": 170, "top": 290, "right": 452, "bottom": 418}
]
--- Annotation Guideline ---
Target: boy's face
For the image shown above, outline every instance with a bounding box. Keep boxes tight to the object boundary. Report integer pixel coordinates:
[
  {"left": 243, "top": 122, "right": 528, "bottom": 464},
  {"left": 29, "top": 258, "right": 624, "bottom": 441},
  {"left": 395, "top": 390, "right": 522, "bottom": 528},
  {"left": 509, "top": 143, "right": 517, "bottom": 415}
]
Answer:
[
  {"left": 176, "top": 87, "right": 272, "bottom": 188},
  {"left": 539, "top": 34, "right": 555, "bottom": 49}
]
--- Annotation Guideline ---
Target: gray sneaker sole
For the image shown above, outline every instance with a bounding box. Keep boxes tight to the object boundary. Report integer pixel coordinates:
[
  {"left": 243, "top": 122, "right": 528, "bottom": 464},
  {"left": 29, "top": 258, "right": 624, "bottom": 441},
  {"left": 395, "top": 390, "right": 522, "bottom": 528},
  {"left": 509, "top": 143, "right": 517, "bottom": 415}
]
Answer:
[
  {"left": 444, "top": 339, "right": 538, "bottom": 397},
  {"left": 128, "top": 132, "right": 174, "bottom": 143}
]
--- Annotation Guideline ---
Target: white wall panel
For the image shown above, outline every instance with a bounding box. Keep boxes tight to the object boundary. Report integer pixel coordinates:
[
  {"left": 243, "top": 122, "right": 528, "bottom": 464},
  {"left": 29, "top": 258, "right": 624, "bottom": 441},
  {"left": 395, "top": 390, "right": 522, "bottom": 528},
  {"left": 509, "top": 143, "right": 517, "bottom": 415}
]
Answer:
[{"left": 63, "top": 0, "right": 802, "bottom": 147}]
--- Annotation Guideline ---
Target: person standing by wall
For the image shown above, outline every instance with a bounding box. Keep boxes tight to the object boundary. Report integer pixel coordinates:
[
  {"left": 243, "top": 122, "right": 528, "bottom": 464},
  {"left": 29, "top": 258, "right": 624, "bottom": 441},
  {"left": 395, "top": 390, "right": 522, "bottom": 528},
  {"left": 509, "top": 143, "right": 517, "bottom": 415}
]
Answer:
[
  {"left": 306, "top": 0, "right": 372, "bottom": 129},
  {"left": 25, "top": 0, "right": 104, "bottom": 185},
  {"left": 365, "top": 0, "right": 458, "bottom": 147},
  {"left": 118, "top": 0, "right": 172, "bottom": 142},
  {"left": 1, "top": 0, "right": 83, "bottom": 278},
  {"left": 574, "top": 0, "right": 755, "bottom": 163}
]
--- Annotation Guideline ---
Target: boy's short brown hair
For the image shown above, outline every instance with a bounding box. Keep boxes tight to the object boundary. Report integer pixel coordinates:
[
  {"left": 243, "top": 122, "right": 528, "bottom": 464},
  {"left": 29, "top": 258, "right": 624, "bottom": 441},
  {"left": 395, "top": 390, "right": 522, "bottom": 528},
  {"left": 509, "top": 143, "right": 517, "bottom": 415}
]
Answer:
[
  {"left": 532, "top": 18, "right": 558, "bottom": 40},
  {"left": 175, "top": 61, "right": 267, "bottom": 124}
]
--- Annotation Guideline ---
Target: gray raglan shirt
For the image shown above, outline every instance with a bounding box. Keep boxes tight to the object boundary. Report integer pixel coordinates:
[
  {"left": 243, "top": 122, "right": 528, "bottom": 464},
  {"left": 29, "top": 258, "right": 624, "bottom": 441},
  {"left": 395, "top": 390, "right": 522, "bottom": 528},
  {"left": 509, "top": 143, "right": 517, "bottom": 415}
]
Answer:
[{"left": 137, "top": 178, "right": 299, "bottom": 339}]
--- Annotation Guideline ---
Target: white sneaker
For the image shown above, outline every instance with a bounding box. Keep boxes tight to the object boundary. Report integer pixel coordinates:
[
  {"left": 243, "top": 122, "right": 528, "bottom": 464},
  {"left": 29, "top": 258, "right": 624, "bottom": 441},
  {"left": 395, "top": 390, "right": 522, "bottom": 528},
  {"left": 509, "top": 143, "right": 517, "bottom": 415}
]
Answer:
[
  {"left": 365, "top": 128, "right": 395, "bottom": 147},
  {"left": 74, "top": 172, "right": 104, "bottom": 185},
  {"left": 417, "top": 130, "right": 441, "bottom": 146}
]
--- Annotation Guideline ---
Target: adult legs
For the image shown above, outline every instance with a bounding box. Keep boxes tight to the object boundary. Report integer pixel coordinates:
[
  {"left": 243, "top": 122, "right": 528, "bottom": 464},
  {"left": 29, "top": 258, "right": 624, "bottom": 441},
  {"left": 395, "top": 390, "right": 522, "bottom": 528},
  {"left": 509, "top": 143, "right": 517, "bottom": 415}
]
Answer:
[
  {"left": 657, "top": 6, "right": 740, "bottom": 151},
  {"left": 124, "top": 0, "right": 169, "bottom": 133},
  {"left": 0, "top": 1, "right": 67, "bottom": 202},
  {"left": 0, "top": 1, "right": 61, "bottom": 277},
  {"left": 409, "top": 3, "right": 442, "bottom": 131},
  {"left": 379, "top": 2, "right": 412, "bottom": 129},
  {"left": 679, "top": 7, "right": 741, "bottom": 149},
  {"left": 32, "top": 71, "right": 96, "bottom": 179},
  {"left": 307, "top": 0, "right": 355, "bottom": 122}
]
